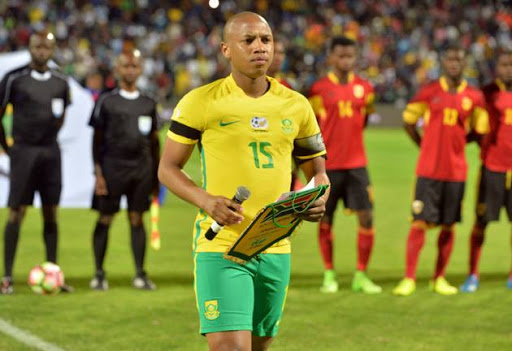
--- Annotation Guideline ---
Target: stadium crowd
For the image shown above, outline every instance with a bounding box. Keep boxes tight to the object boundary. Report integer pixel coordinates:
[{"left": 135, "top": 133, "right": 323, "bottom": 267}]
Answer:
[{"left": 1, "top": 0, "right": 512, "bottom": 109}]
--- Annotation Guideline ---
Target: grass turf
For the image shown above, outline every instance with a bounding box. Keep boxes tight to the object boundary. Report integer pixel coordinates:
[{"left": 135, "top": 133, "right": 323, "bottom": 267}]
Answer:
[{"left": 0, "top": 128, "right": 511, "bottom": 350}]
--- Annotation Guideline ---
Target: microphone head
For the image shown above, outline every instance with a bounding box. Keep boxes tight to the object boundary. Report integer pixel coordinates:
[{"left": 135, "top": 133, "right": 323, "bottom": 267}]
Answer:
[{"left": 235, "top": 186, "right": 251, "bottom": 202}]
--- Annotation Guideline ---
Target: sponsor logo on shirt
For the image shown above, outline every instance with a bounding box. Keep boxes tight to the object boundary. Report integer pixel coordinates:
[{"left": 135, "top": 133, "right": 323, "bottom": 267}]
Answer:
[{"left": 250, "top": 116, "right": 268, "bottom": 130}]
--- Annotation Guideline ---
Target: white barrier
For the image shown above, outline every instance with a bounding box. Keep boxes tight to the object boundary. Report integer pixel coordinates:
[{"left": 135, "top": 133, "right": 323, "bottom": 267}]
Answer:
[{"left": 0, "top": 51, "right": 95, "bottom": 208}]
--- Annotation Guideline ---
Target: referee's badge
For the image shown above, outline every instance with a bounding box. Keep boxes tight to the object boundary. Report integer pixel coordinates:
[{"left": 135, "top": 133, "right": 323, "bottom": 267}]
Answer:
[
  {"left": 353, "top": 85, "right": 364, "bottom": 99},
  {"left": 412, "top": 200, "right": 424, "bottom": 215},
  {"left": 204, "top": 300, "right": 220, "bottom": 320},
  {"left": 51, "top": 98, "right": 64, "bottom": 118},
  {"left": 138, "top": 116, "right": 152, "bottom": 135}
]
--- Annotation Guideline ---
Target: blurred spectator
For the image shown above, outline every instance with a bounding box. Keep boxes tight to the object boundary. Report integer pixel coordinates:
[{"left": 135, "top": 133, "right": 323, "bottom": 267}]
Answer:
[{"left": 0, "top": 0, "right": 511, "bottom": 110}]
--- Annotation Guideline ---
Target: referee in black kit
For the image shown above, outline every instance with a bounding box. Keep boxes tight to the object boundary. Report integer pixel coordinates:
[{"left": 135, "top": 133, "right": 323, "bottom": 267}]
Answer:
[
  {"left": 0, "top": 31, "right": 72, "bottom": 294},
  {"left": 88, "top": 49, "right": 160, "bottom": 291}
]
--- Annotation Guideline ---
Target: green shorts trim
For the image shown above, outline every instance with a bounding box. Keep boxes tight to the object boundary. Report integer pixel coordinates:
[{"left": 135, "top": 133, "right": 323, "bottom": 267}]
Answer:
[{"left": 194, "top": 252, "right": 291, "bottom": 336}]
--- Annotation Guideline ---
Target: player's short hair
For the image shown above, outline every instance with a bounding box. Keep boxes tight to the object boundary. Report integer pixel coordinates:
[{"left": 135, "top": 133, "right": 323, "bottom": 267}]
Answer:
[
  {"left": 441, "top": 42, "right": 465, "bottom": 57},
  {"left": 330, "top": 36, "right": 356, "bottom": 51}
]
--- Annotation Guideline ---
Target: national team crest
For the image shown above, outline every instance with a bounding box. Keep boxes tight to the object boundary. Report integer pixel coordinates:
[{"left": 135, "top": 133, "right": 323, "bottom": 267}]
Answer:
[
  {"left": 204, "top": 300, "right": 220, "bottom": 320},
  {"left": 353, "top": 84, "right": 364, "bottom": 99},
  {"left": 250, "top": 116, "right": 269, "bottom": 130},
  {"left": 412, "top": 200, "right": 424, "bottom": 215},
  {"left": 281, "top": 119, "right": 293, "bottom": 134},
  {"left": 461, "top": 97, "right": 473, "bottom": 111}
]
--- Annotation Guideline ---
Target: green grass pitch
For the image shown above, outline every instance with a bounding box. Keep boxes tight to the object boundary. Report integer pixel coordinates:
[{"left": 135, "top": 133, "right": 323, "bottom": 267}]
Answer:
[{"left": 1, "top": 129, "right": 511, "bottom": 350}]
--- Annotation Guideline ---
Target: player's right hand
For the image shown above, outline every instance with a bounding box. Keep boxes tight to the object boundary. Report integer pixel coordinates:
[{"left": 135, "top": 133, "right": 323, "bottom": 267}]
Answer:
[
  {"left": 203, "top": 195, "right": 244, "bottom": 226},
  {"left": 95, "top": 175, "right": 108, "bottom": 196}
]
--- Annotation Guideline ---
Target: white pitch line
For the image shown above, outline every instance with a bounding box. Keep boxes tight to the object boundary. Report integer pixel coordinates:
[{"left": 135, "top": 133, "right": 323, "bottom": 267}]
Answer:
[{"left": 0, "top": 318, "right": 66, "bottom": 351}]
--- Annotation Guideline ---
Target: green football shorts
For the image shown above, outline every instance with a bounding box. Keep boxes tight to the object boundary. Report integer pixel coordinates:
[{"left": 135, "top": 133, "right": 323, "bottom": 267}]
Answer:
[{"left": 194, "top": 252, "right": 291, "bottom": 336}]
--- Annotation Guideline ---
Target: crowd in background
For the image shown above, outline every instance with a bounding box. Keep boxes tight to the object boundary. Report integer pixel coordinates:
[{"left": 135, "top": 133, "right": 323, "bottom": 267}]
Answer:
[{"left": 1, "top": 0, "right": 511, "bottom": 110}]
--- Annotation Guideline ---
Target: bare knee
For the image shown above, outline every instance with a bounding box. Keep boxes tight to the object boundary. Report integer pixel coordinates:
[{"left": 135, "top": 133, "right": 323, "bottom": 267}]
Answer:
[
  {"left": 252, "top": 336, "right": 273, "bottom": 351},
  {"left": 8, "top": 207, "right": 26, "bottom": 224},
  {"left": 98, "top": 214, "right": 114, "bottom": 226},
  {"left": 207, "top": 331, "right": 251, "bottom": 351},
  {"left": 128, "top": 211, "right": 143, "bottom": 227},
  {"left": 441, "top": 224, "right": 455, "bottom": 232},
  {"left": 357, "top": 210, "right": 373, "bottom": 229},
  {"left": 42, "top": 205, "right": 58, "bottom": 222},
  {"left": 320, "top": 214, "right": 333, "bottom": 225}
]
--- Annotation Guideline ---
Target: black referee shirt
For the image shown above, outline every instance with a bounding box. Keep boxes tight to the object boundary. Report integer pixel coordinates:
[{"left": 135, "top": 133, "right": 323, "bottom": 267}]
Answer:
[
  {"left": 0, "top": 64, "right": 71, "bottom": 145},
  {"left": 89, "top": 88, "right": 158, "bottom": 162}
]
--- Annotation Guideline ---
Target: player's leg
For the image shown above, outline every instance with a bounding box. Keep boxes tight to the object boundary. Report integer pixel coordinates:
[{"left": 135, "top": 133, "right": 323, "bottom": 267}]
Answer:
[
  {"left": 127, "top": 169, "right": 154, "bottom": 290},
  {"left": 90, "top": 212, "right": 114, "bottom": 290},
  {"left": 505, "top": 173, "right": 512, "bottom": 289},
  {"left": 394, "top": 177, "right": 440, "bottom": 296},
  {"left": 128, "top": 211, "right": 155, "bottom": 290},
  {"left": 2, "top": 144, "right": 37, "bottom": 294},
  {"left": 429, "top": 181, "right": 465, "bottom": 295},
  {"left": 252, "top": 254, "right": 290, "bottom": 350},
  {"left": 462, "top": 166, "right": 496, "bottom": 292},
  {"left": 318, "top": 170, "right": 343, "bottom": 293},
  {"left": 38, "top": 144, "right": 63, "bottom": 265},
  {"left": 1, "top": 207, "right": 26, "bottom": 295},
  {"left": 347, "top": 168, "right": 381, "bottom": 294},
  {"left": 41, "top": 205, "right": 58, "bottom": 264},
  {"left": 196, "top": 253, "right": 255, "bottom": 350},
  {"left": 207, "top": 331, "right": 252, "bottom": 351}
]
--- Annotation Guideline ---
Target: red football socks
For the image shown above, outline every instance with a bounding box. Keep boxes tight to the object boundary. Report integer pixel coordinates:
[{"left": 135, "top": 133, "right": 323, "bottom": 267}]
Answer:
[
  {"left": 357, "top": 227, "right": 374, "bottom": 271},
  {"left": 319, "top": 222, "right": 334, "bottom": 270},
  {"left": 469, "top": 226, "right": 485, "bottom": 276},
  {"left": 405, "top": 226, "right": 426, "bottom": 279},
  {"left": 434, "top": 229, "right": 454, "bottom": 278}
]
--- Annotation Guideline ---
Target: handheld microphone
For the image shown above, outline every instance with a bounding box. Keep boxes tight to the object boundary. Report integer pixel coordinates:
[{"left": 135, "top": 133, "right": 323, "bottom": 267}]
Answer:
[{"left": 205, "top": 186, "right": 251, "bottom": 241}]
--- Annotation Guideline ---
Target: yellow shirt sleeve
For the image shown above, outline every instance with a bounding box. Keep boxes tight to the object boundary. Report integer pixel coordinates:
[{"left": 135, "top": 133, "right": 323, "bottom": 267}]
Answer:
[
  {"left": 167, "top": 89, "right": 208, "bottom": 144},
  {"left": 403, "top": 102, "right": 427, "bottom": 124},
  {"left": 471, "top": 106, "right": 490, "bottom": 134},
  {"left": 294, "top": 94, "right": 326, "bottom": 160}
]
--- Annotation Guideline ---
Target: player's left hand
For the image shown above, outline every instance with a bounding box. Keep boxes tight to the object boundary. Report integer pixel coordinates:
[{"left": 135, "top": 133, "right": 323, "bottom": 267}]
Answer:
[{"left": 293, "top": 196, "right": 326, "bottom": 222}]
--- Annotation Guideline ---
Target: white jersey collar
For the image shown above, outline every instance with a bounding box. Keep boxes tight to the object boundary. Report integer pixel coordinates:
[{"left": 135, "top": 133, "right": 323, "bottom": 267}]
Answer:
[
  {"left": 119, "top": 89, "right": 140, "bottom": 100},
  {"left": 30, "top": 70, "right": 52, "bottom": 81}
]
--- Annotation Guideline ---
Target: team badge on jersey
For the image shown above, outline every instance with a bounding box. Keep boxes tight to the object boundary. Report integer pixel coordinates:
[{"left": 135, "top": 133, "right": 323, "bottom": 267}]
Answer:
[
  {"left": 204, "top": 300, "right": 220, "bottom": 320},
  {"left": 138, "top": 115, "right": 152, "bottom": 135},
  {"left": 461, "top": 97, "right": 473, "bottom": 111},
  {"left": 281, "top": 119, "right": 293, "bottom": 134},
  {"left": 353, "top": 84, "right": 364, "bottom": 99},
  {"left": 412, "top": 200, "right": 424, "bottom": 215},
  {"left": 250, "top": 116, "right": 268, "bottom": 130}
]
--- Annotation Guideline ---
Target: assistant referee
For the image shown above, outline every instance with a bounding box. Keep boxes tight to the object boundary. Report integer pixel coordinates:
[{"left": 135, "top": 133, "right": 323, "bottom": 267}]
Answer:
[
  {"left": 88, "top": 49, "right": 160, "bottom": 291},
  {"left": 0, "top": 31, "right": 72, "bottom": 294}
]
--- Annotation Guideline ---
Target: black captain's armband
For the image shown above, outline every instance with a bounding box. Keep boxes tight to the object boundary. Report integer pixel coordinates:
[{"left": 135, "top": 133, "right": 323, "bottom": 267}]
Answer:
[
  {"left": 293, "top": 133, "right": 326, "bottom": 160},
  {"left": 169, "top": 120, "right": 201, "bottom": 140}
]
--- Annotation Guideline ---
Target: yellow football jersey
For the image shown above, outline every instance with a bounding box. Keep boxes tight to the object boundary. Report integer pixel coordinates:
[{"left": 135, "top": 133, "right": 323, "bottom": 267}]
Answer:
[{"left": 168, "top": 75, "right": 326, "bottom": 253}]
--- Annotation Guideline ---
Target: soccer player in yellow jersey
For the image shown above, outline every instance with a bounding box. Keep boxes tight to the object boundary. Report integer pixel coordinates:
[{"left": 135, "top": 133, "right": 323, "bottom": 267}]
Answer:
[{"left": 158, "top": 12, "right": 329, "bottom": 351}]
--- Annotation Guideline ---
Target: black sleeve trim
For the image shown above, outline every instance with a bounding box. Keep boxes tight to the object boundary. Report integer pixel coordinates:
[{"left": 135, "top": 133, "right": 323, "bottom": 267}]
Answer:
[
  {"left": 169, "top": 120, "right": 201, "bottom": 140},
  {"left": 295, "top": 154, "right": 327, "bottom": 165},
  {"left": 293, "top": 133, "right": 326, "bottom": 157}
]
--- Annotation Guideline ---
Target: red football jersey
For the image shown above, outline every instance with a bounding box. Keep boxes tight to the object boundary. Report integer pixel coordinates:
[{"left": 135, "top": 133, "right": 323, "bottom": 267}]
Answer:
[
  {"left": 308, "top": 72, "right": 375, "bottom": 170},
  {"left": 403, "top": 77, "right": 489, "bottom": 182},
  {"left": 481, "top": 79, "right": 512, "bottom": 172}
]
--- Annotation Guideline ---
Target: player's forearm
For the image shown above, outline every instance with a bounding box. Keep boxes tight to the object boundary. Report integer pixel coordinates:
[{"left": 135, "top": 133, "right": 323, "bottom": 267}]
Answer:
[
  {"left": 404, "top": 123, "right": 422, "bottom": 147},
  {"left": 92, "top": 129, "right": 103, "bottom": 170},
  {"left": 158, "top": 162, "right": 209, "bottom": 210},
  {"left": 299, "top": 156, "right": 328, "bottom": 184}
]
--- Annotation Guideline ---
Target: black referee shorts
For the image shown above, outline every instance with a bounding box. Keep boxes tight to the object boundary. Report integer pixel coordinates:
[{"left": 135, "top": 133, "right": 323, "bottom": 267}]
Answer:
[
  {"left": 324, "top": 168, "right": 373, "bottom": 218},
  {"left": 8, "top": 143, "right": 62, "bottom": 208},
  {"left": 92, "top": 159, "right": 152, "bottom": 215},
  {"left": 411, "top": 177, "right": 465, "bottom": 225},
  {"left": 475, "top": 166, "right": 512, "bottom": 223}
]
